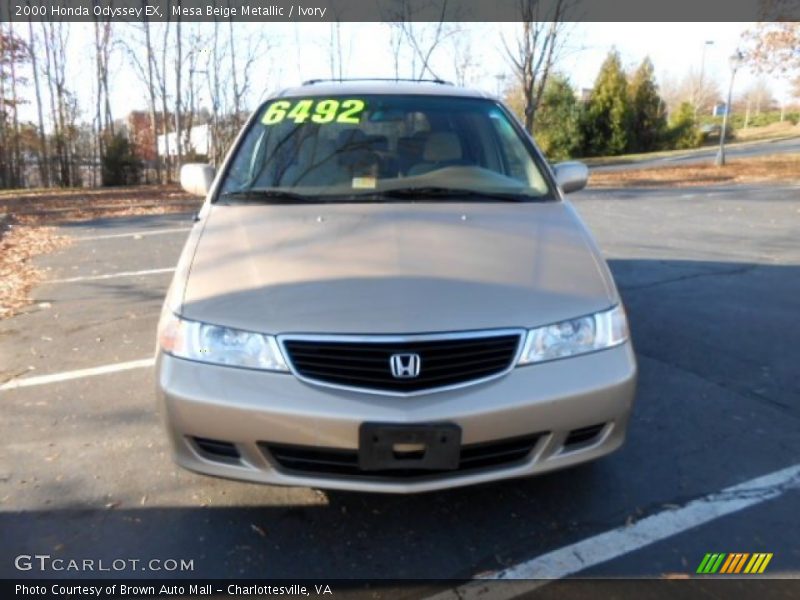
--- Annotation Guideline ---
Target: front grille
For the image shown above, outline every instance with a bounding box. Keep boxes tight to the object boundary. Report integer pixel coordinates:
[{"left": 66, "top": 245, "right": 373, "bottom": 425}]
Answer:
[
  {"left": 260, "top": 434, "right": 542, "bottom": 479},
  {"left": 281, "top": 331, "right": 522, "bottom": 394}
]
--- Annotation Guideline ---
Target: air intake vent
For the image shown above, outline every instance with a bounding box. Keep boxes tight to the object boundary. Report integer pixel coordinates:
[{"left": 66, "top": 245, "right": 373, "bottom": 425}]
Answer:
[
  {"left": 564, "top": 424, "right": 605, "bottom": 447},
  {"left": 192, "top": 437, "right": 241, "bottom": 460},
  {"left": 260, "top": 433, "right": 541, "bottom": 479},
  {"left": 281, "top": 331, "right": 522, "bottom": 394}
]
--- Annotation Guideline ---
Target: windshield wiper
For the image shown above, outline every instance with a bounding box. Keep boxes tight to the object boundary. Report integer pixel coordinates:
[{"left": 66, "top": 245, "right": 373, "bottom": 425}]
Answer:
[
  {"left": 355, "top": 187, "right": 531, "bottom": 202},
  {"left": 218, "top": 189, "right": 315, "bottom": 204}
]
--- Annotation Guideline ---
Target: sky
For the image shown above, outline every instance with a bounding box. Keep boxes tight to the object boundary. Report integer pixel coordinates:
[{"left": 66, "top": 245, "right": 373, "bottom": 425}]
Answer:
[{"left": 10, "top": 21, "right": 793, "bottom": 127}]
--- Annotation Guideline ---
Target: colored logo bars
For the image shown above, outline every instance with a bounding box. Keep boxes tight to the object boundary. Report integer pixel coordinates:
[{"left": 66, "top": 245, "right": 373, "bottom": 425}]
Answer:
[{"left": 696, "top": 553, "right": 773, "bottom": 574}]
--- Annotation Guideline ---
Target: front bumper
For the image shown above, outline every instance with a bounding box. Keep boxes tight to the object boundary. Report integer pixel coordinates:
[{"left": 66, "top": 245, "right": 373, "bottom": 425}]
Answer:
[{"left": 156, "top": 342, "right": 637, "bottom": 493}]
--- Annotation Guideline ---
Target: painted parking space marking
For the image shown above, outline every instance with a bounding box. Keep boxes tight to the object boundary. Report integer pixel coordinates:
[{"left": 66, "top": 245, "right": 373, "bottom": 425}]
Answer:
[
  {"left": 43, "top": 267, "right": 176, "bottom": 284},
  {"left": 74, "top": 227, "right": 192, "bottom": 242},
  {"left": 428, "top": 463, "right": 800, "bottom": 600},
  {"left": 0, "top": 357, "right": 155, "bottom": 391}
]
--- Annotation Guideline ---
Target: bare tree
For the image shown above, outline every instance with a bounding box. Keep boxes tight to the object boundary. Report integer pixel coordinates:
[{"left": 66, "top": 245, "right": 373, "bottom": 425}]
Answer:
[
  {"left": 739, "top": 77, "right": 777, "bottom": 127},
  {"left": 6, "top": 21, "right": 24, "bottom": 187},
  {"left": 121, "top": 8, "right": 164, "bottom": 183},
  {"left": 385, "top": 0, "right": 460, "bottom": 80},
  {"left": 206, "top": 21, "right": 224, "bottom": 165},
  {"left": 182, "top": 25, "right": 209, "bottom": 158},
  {"left": 156, "top": 21, "right": 172, "bottom": 182},
  {"left": 0, "top": 25, "right": 26, "bottom": 187},
  {"left": 40, "top": 21, "right": 75, "bottom": 186},
  {"left": 685, "top": 68, "right": 722, "bottom": 118},
  {"left": 503, "top": 0, "right": 571, "bottom": 132},
  {"left": 387, "top": 23, "right": 403, "bottom": 79},
  {"left": 329, "top": 21, "right": 344, "bottom": 79},
  {"left": 203, "top": 23, "right": 270, "bottom": 164},
  {"left": 26, "top": 11, "right": 48, "bottom": 186},
  {"left": 451, "top": 28, "right": 477, "bottom": 87},
  {"left": 660, "top": 69, "right": 721, "bottom": 118},
  {"left": 174, "top": 13, "right": 183, "bottom": 177},
  {"left": 93, "top": 14, "right": 114, "bottom": 185}
]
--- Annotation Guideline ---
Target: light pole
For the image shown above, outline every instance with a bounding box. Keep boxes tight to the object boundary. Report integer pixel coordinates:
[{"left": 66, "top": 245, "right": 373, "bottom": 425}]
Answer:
[
  {"left": 695, "top": 40, "right": 714, "bottom": 119},
  {"left": 715, "top": 50, "right": 744, "bottom": 167}
]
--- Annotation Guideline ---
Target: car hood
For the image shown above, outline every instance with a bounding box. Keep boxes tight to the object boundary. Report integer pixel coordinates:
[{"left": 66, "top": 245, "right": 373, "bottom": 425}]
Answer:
[{"left": 180, "top": 201, "right": 617, "bottom": 334}]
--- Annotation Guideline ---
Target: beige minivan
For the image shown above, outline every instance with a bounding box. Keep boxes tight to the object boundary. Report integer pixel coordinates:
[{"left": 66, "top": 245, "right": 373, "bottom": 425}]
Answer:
[{"left": 156, "top": 80, "right": 636, "bottom": 493}]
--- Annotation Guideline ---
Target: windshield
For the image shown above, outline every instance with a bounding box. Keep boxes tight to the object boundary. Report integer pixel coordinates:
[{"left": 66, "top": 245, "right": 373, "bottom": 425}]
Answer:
[{"left": 218, "top": 94, "right": 553, "bottom": 203}]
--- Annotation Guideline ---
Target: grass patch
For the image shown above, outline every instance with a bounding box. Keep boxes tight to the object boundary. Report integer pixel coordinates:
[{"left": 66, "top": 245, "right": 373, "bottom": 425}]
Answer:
[{"left": 581, "top": 128, "right": 799, "bottom": 167}]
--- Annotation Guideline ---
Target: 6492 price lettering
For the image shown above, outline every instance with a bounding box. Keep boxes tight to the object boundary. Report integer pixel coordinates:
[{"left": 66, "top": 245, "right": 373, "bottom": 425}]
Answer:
[{"left": 262, "top": 99, "right": 366, "bottom": 125}]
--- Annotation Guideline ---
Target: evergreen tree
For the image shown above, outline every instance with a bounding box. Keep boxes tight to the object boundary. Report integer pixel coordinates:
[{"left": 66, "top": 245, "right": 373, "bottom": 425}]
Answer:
[
  {"left": 102, "top": 132, "right": 142, "bottom": 186},
  {"left": 667, "top": 102, "right": 703, "bottom": 150},
  {"left": 533, "top": 75, "right": 583, "bottom": 160},
  {"left": 628, "top": 57, "right": 667, "bottom": 152},
  {"left": 581, "top": 49, "right": 632, "bottom": 156}
]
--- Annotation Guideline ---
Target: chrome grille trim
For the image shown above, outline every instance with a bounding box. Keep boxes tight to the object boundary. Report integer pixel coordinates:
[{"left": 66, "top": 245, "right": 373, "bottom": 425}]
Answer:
[{"left": 277, "top": 328, "right": 526, "bottom": 397}]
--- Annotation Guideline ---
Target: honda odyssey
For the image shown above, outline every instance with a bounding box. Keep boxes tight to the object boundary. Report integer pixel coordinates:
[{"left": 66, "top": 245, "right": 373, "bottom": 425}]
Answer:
[{"left": 156, "top": 79, "right": 637, "bottom": 493}]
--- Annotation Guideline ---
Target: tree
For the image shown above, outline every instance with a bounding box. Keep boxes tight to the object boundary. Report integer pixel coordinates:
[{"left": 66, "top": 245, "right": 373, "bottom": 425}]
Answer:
[
  {"left": 26, "top": 14, "right": 48, "bottom": 186},
  {"left": 667, "top": 101, "right": 702, "bottom": 150},
  {"left": 102, "top": 131, "right": 142, "bottom": 186},
  {"left": 660, "top": 69, "right": 721, "bottom": 119},
  {"left": 628, "top": 57, "right": 667, "bottom": 153},
  {"left": 742, "top": 23, "right": 800, "bottom": 77},
  {"left": 174, "top": 11, "right": 182, "bottom": 179},
  {"left": 740, "top": 77, "right": 776, "bottom": 117},
  {"left": 451, "top": 28, "right": 477, "bottom": 87},
  {"left": 0, "top": 24, "right": 28, "bottom": 188},
  {"left": 581, "top": 49, "right": 632, "bottom": 157},
  {"left": 93, "top": 16, "right": 114, "bottom": 186},
  {"left": 531, "top": 75, "right": 582, "bottom": 160},
  {"left": 383, "top": 0, "right": 460, "bottom": 80},
  {"left": 122, "top": 16, "right": 162, "bottom": 183},
  {"left": 40, "top": 21, "right": 80, "bottom": 186},
  {"left": 502, "top": 0, "right": 570, "bottom": 132}
]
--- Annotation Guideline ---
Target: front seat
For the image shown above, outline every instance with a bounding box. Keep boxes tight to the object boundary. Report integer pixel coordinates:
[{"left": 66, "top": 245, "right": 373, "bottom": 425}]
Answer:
[{"left": 407, "top": 132, "right": 465, "bottom": 176}]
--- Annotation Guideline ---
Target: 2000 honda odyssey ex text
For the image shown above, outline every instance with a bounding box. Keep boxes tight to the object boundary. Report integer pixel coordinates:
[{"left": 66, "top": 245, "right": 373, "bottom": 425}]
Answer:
[{"left": 156, "top": 80, "right": 637, "bottom": 493}]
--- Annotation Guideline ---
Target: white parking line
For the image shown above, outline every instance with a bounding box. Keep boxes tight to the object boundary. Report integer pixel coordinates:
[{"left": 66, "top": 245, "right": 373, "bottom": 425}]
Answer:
[
  {"left": 74, "top": 227, "right": 192, "bottom": 242},
  {"left": 429, "top": 463, "right": 800, "bottom": 600},
  {"left": 43, "top": 267, "right": 175, "bottom": 284},
  {"left": 0, "top": 358, "right": 155, "bottom": 391}
]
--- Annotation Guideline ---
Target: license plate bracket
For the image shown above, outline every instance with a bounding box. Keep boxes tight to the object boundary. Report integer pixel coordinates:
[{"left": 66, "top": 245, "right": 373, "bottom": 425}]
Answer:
[{"left": 358, "top": 423, "right": 462, "bottom": 471}]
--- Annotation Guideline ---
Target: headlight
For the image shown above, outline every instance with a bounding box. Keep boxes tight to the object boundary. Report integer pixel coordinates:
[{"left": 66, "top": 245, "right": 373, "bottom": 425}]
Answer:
[
  {"left": 517, "top": 305, "right": 629, "bottom": 365},
  {"left": 158, "top": 313, "right": 289, "bottom": 371}
]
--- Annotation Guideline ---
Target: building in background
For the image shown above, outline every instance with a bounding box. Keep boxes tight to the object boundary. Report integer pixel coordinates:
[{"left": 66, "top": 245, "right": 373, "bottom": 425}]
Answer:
[{"left": 157, "top": 123, "right": 212, "bottom": 159}]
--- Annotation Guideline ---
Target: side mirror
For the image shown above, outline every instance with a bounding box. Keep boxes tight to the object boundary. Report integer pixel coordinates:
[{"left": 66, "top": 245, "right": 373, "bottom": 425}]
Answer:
[
  {"left": 553, "top": 161, "right": 588, "bottom": 194},
  {"left": 180, "top": 163, "right": 215, "bottom": 197}
]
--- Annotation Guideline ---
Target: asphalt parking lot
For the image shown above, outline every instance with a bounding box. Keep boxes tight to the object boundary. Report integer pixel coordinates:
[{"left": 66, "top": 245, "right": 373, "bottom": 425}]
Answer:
[{"left": 2, "top": 181, "right": 799, "bottom": 587}]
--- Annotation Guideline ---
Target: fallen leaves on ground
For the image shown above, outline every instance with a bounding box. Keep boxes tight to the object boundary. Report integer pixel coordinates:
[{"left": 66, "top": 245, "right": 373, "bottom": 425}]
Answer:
[
  {"left": 0, "top": 217, "right": 71, "bottom": 319},
  {"left": 589, "top": 153, "right": 800, "bottom": 188},
  {"left": 0, "top": 184, "right": 201, "bottom": 319},
  {"left": 1, "top": 184, "right": 200, "bottom": 225}
]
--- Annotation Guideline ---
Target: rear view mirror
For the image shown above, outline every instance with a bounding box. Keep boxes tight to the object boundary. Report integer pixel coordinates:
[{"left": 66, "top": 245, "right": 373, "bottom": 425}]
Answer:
[
  {"left": 553, "top": 161, "right": 589, "bottom": 194},
  {"left": 180, "top": 163, "right": 215, "bottom": 197}
]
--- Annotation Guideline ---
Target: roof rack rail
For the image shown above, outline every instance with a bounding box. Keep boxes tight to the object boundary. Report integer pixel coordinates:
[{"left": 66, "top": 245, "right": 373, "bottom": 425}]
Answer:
[{"left": 302, "top": 77, "right": 453, "bottom": 86}]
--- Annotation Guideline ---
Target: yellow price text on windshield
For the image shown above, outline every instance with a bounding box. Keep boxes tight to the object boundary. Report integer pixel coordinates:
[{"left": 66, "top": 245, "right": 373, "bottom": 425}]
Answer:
[{"left": 262, "top": 99, "right": 366, "bottom": 125}]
